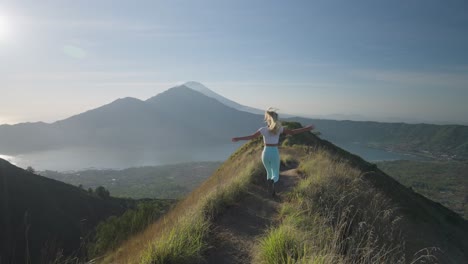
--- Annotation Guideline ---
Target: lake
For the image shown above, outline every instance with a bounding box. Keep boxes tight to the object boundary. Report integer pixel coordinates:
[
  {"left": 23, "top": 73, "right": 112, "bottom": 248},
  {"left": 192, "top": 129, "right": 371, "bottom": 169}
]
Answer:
[
  {"left": 333, "top": 141, "right": 420, "bottom": 162},
  {"left": 1, "top": 141, "right": 418, "bottom": 171},
  {"left": 3, "top": 144, "right": 242, "bottom": 171}
]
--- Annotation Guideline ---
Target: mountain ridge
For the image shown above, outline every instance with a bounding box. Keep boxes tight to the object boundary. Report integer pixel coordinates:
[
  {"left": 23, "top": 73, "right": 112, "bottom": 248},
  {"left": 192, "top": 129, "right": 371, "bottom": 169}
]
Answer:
[
  {"left": 1, "top": 82, "right": 467, "bottom": 160},
  {"left": 181, "top": 81, "right": 266, "bottom": 115},
  {"left": 104, "top": 122, "right": 468, "bottom": 264},
  {"left": 0, "top": 158, "right": 137, "bottom": 263},
  {"left": 0, "top": 85, "right": 264, "bottom": 155},
  {"left": 290, "top": 117, "right": 468, "bottom": 159}
]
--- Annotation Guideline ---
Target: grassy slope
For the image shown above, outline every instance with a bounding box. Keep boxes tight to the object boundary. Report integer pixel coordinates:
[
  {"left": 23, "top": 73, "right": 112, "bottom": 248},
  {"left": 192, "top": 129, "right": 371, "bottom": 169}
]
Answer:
[
  {"left": 102, "top": 122, "right": 468, "bottom": 264},
  {"left": 88, "top": 199, "right": 175, "bottom": 260},
  {"left": 0, "top": 159, "right": 138, "bottom": 263},
  {"left": 102, "top": 139, "right": 266, "bottom": 263},
  {"left": 377, "top": 160, "right": 468, "bottom": 219}
]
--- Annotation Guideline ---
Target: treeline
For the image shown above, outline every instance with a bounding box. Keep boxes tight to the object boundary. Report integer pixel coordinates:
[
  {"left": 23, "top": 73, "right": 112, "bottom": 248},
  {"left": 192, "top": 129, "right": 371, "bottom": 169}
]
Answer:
[
  {"left": 290, "top": 117, "right": 468, "bottom": 159},
  {"left": 75, "top": 185, "right": 112, "bottom": 199},
  {"left": 41, "top": 162, "right": 222, "bottom": 199},
  {"left": 87, "top": 200, "right": 174, "bottom": 258},
  {"left": 377, "top": 160, "right": 468, "bottom": 219},
  {"left": 0, "top": 159, "right": 139, "bottom": 264}
]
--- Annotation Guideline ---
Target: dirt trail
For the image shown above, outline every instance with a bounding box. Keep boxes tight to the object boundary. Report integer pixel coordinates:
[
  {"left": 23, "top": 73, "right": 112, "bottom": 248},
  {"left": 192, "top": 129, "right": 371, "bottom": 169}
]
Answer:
[{"left": 205, "top": 168, "right": 301, "bottom": 264}]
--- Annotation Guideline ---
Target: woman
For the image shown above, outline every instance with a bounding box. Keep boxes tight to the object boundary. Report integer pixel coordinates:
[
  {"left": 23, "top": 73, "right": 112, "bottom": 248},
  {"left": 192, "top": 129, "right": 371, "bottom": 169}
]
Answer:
[{"left": 231, "top": 108, "right": 314, "bottom": 196}]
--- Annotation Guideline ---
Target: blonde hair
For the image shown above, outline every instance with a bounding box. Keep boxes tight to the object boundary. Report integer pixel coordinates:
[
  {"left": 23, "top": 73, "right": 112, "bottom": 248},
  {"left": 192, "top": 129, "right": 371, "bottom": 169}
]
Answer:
[{"left": 264, "top": 108, "right": 282, "bottom": 135}]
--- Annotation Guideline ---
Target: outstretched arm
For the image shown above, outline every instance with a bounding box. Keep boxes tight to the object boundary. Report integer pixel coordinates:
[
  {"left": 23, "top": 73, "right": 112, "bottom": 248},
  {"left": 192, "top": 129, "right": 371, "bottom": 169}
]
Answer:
[
  {"left": 283, "top": 125, "right": 314, "bottom": 135},
  {"left": 232, "top": 131, "right": 261, "bottom": 142}
]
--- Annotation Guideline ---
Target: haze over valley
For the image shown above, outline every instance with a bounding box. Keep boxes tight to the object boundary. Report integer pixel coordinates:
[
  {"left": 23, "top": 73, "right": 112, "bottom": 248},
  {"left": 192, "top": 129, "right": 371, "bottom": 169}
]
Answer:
[
  {"left": 1, "top": 1, "right": 468, "bottom": 263},
  {"left": 3, "top": 82, "right": 464, "bottom": 171}
]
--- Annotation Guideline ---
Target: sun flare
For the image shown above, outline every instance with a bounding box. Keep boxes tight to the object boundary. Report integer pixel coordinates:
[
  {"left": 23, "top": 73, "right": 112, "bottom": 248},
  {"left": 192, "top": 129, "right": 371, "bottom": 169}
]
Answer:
[{"left": 0, "top": 15, "right": 10, "bottom": 41}]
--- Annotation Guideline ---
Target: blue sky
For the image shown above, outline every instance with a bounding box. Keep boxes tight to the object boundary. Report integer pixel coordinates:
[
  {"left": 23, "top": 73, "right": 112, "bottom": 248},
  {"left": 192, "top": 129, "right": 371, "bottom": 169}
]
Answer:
[{"left": 1, "top": 0, "right": 467, "bottom": 124}]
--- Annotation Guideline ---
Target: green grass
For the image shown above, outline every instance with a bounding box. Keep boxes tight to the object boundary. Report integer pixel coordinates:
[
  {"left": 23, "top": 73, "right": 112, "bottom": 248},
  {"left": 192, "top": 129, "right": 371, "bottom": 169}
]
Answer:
[
  {"left": 201, "top": 162, "right": 262, "bottom": 219},
  {"left": 280, "top": 154, "right": 298, "bottom": 168},
  {"left": 103, "top": 123, "right": 468, "bottom": 264},
  {"left": 88, "top": 200, "right": 174, "bottom": 258},
  {"left": 256, "top": 150, "right": 406, "bottom": 264},
  {"left": 139, "top": 212, "right": 209, "bottom": 264},
  {"left": 106, "top": 141, "right": 266, "bottom": 264},
  {"left": 257, "top": 224, "right": 307, "bottom": 264}
]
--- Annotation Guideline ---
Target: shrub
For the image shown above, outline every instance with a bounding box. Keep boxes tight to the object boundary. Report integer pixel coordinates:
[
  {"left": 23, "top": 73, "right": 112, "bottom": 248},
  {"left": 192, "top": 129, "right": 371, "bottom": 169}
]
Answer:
[{"left": 88, "top": 200, "right": 172, "bottom": 257}]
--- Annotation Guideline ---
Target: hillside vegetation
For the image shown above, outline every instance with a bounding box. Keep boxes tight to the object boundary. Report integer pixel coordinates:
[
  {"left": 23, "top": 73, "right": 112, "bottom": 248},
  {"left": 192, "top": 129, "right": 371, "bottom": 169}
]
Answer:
[
  {"left": 41, "top": 162, "right": 222, "bottom": 199},
  {"left": 88, "top": 200, "right": 174, "bottom": 260},
  {"left": 377, "top": 160, "right": 468, "bottom": 219},
  {"left": 291, "top": 117, "right": 468, "bottom": 159},
  {"left": 103, "top": 122, "right": 468, "bottom": 264},
  {"left": 0, "top": 159, "right": 137, "bottom": 263}
]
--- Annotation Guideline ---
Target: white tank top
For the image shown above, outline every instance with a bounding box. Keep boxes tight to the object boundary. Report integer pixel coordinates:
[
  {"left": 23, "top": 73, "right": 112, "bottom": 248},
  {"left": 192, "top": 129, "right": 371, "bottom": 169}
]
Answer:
[{"left": 258, "top": 126, "right": 284, "bottom": 144}]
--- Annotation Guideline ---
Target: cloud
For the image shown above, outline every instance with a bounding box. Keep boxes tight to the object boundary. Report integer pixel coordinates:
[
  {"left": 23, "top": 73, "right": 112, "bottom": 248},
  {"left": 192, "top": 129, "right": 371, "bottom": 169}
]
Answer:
[
  {"left": 204, "top": 81, "right": 342, "bottom": 88},
  {"left": 62, "top": 45, "right": 87, "bottom": 59},
  {"left": 350, "top": 68, "right": 468, "bottom": 88}
]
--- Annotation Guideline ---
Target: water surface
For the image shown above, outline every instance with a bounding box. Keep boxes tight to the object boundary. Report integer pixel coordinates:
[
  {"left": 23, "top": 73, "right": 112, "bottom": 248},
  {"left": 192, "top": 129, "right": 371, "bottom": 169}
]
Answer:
[{"left": 2, "top": 142, "right": 417, "bottom": 171}]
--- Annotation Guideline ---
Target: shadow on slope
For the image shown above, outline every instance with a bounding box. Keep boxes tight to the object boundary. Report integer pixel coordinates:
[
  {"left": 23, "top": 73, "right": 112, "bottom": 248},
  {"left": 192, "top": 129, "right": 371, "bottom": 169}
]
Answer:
[{"left": 0, "top": 159, "right": 136, "bottom": 263}]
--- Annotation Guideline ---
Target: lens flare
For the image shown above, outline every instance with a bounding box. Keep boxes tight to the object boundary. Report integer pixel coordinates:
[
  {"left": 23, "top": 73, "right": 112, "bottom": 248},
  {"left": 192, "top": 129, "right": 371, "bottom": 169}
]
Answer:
[
  {"left": 62, "top": 45, "right": 87, "bottom": 59},
  {"left": 0, "top": 15, "right": 10, "bottom": 41}
]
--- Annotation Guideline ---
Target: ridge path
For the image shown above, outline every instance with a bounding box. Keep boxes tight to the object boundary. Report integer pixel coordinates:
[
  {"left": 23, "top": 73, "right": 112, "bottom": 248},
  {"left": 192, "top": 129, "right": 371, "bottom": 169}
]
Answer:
[{"left": 205, "top": 167, "right": 302, "bottom": 264}]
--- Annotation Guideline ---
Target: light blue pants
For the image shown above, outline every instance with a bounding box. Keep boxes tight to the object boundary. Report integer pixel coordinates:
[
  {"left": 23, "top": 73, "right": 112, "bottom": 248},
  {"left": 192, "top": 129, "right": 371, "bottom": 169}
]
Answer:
[{"left": 262, "top": 146, "right": 280, "bottom": 183}]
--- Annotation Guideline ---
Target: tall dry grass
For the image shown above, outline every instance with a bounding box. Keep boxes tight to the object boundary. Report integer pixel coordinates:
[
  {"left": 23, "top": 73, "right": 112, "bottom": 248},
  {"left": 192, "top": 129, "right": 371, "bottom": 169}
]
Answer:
[
  {"left": 101, "top": 140, "right": 265, "bottom": 263},
  {"left": 255, "top": 150, "right": 408, "bottom": 264},
  {"left": 102, "top": 138, "right": 437, "bottom": 264}
]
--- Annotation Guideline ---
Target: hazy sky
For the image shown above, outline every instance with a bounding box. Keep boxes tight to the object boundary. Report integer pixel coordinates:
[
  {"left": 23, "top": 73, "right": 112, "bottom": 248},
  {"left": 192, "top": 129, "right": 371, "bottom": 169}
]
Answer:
[{"left": 1, "top": 0, "right": 468, "bottom": 125}]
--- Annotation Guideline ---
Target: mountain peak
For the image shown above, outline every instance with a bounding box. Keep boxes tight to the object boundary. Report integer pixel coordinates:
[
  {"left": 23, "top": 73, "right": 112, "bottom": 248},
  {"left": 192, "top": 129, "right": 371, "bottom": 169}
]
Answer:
[
  {"left": 113, "top": 97, "right": 143, "bottom": 104},
  {"left": 179, "top": 81, "right": 210, "bottom": 92},
  {"left": 173, "top": 81, "right": 265, "bottom": 115}
]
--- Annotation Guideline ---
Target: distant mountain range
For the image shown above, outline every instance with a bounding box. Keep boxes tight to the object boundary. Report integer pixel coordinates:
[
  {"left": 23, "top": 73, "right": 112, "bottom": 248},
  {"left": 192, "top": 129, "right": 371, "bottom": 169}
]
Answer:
[
  {"left": 1, "top": 82, "right": 467, "bottom": 159},
  {"left": 0, "top": 84, "right": 263, "bottom": 154},
  {"left": 301, "top": 113, "right": 468, "bottom": 125},
  {"left": 0, "top": 158, "right": 136, "bottom": 263},
  {"left": 289, "top": 117, "right": 468, "bottom": 159}
]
